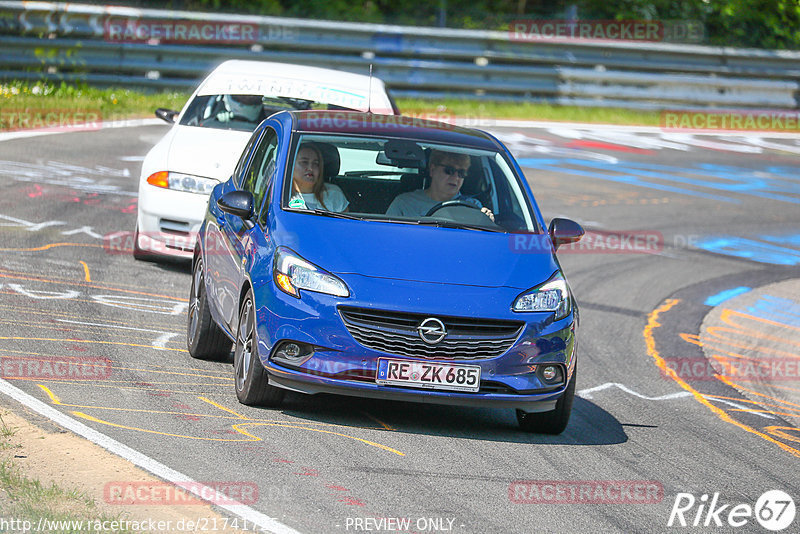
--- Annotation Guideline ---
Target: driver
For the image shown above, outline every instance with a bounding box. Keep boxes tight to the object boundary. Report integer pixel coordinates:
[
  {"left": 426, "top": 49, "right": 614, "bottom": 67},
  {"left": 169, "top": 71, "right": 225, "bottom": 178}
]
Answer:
[
  {"left": 216, "top": 94, "right": 265, "bottom": 123},
  {"left": 386, "top": 149, "right": 494, "bottom": 221}
]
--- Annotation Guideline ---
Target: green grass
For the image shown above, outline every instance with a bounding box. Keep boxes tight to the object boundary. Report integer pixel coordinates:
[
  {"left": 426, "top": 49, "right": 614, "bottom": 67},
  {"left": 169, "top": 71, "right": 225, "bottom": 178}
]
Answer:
[
  {"left": 396, "top": 98, "right": 663, "bottom": 126},
  {"left": 0, "top": 81, "right": 189, "bottom": 130},
  {"left": 0, "top": 80, "right": 663, "bottom": 131},
  {"left": 0, "top": 412, "right": 134, "bottom": 533}
]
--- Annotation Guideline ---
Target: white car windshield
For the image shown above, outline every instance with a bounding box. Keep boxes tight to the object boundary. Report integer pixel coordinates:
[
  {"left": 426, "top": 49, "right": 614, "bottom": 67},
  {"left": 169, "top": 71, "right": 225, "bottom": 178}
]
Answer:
[
  {"left": 283, "top": 134, "right": 538, "bottom": 233},
  {"left": 179, "top": 95, "right": 352, "bottom": 132}
]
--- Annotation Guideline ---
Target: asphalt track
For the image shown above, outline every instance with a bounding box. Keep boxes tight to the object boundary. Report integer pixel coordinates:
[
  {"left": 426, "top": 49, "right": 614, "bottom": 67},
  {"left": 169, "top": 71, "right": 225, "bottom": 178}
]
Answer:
[{"left": 0, "top": 120, "right": 798, "bottom": 533}]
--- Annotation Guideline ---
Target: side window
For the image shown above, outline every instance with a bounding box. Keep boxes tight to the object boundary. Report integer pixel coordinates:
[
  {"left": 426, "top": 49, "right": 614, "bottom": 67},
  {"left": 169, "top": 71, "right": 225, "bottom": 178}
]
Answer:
[
  {"left": 233, "top": 128, "right": 263, "bottom": 188},
  {"left": 242, "top": 127, "right": 278, "bottom": 219},
  {"left": 259, "top": 181, "right": 274, "bottom": 227}
]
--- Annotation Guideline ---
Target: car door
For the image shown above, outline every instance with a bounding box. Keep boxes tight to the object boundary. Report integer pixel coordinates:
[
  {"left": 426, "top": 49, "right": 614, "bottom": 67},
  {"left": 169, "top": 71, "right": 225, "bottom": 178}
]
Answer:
[
  {"left": 204, "top": 126, "right": 263, "bottom": 328},
  {"left": 214, "top": 126, "right": 279, "bottom": 331}
]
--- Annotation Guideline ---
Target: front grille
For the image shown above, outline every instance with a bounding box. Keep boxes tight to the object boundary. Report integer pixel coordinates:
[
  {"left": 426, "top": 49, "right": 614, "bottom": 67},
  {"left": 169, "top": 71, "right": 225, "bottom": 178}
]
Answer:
[
  {"left": 339, "top": 307, "right": 524, "bottom": 360},
  {"left": 159, "top": 218, "right": 191, "bottom": 235}
]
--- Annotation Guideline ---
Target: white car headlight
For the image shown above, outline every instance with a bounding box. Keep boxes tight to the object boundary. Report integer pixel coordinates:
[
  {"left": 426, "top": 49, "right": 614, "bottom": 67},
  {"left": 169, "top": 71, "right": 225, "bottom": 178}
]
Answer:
[
  {"left": 146, "top": 171, "right": 217, "bottom": 194},
  {"left": 513, "top": 272, "right": 572, "bottom": 319},
  {"left": 273, "top": 247, "right": 349, "bottom": 298}
]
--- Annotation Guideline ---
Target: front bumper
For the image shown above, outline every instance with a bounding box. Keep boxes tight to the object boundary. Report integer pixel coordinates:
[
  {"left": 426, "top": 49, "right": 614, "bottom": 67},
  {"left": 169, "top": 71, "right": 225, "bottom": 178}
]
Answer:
[
  {"left": 254, "top": 276, "right": 577, "bottom": 412},
  {"left": 137, "top": 183, "right": 211, "bottom": 258},
  {"left": 269, "top": 372, "right": 559, "bottom": 412}
]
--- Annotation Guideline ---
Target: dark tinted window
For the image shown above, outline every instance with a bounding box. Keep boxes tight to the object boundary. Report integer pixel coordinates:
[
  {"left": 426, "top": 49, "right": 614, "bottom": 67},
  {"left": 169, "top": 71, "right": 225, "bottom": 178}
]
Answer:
[{"left": 242, "top": 127, "right": 279, "bottom": 221}]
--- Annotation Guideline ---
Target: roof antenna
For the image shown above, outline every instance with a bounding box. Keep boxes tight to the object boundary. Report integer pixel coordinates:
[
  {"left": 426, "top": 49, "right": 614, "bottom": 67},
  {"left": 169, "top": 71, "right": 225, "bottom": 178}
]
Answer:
[{"left": 367, "top": 63, "right": 373, "bottom": 114}]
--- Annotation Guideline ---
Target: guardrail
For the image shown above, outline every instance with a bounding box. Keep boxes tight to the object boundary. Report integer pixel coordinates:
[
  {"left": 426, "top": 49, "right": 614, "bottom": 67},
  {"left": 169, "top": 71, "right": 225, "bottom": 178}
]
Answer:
[{"left": 1, "top": 1, "right": 798, "bottom": 110}]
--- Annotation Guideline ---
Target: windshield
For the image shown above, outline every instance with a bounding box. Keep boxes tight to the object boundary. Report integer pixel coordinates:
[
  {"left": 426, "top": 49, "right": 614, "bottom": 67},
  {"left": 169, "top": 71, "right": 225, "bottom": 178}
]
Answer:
[
  {"left": 283, "top": 134, "right": 538, "bottom": 232},
  {"left": 179, "top": 94, "right": 353, "bottom": 132}
]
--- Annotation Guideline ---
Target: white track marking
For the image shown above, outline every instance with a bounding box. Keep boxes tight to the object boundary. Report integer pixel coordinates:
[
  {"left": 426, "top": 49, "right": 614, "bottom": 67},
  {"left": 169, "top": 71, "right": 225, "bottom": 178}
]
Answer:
[
  {"left": 660, "top": 133, "right": 763, "bottom": 153},
  {"left": 153, "top": 332, "right": 181, "bottom": 349},
  {"left": 703, "top": 397, "right": 777, "bottom": 420},
  {"left": 90, "top": 295, "right": 189, "bottom": 315},
  {"left": 7, "top": 284, "right": 80, "bottom": 300},
  {"left": 61, "top": 226, "right": 103, "bottom": 239},
  {"left": 0, "top": 379, "right": 302, "bottom": 534},
  {"left": 579, "top": 382, "right": 779, "bottom": 419},
  {"left": 55, "top": 319, "right": 180, "bottom": 350},
  {"left": 578, "top": 382, "right": 692, "bottom": 401},
  {"left": 740, "top": 137, "right": 800, "bottom": 155}
]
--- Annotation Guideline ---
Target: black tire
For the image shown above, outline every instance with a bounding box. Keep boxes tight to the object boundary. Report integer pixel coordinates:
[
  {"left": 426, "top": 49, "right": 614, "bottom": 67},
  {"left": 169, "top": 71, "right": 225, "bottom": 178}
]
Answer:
[
  {"left": 233, "top": 290, "right": 285, "bottom": 407},
  {"left": 187, "top": 257, "right": 232, "bottom": 360},
  {"left": 132, "top": 225, "right": 150, "bottom": 261},
  {"left": 517, "top": 363, "right": 576, "bottom": 435}
]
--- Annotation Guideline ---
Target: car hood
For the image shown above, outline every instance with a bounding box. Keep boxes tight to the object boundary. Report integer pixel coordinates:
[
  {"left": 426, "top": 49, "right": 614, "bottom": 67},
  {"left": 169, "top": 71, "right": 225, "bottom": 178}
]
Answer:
[
  {"left": 165, "top": 126, "right": 252, "bottom": 181},
  {"left": 276, "top": 216, "right": 558, "bottom": 289}
]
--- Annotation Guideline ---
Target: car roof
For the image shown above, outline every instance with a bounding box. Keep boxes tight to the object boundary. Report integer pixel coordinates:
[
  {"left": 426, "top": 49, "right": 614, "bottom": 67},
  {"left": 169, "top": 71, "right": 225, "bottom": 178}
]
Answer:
[
  {"left": 196, "top": 60, "right": 392, "bottom": 113},
  {"left": 288, "top": 110, "right": 501, "bottom": 150}
]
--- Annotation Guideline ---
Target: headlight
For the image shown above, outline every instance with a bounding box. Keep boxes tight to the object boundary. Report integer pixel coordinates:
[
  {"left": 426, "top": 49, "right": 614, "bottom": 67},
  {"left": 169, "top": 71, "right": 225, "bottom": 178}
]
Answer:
[
  {"left": 273, "top": 247, "right": 349, "bottom": 298},
  {"left": 146, "top": 171, "right": 217, "bottom": 194},
  {"left": 512, "top": 272, "right": 572, "bottom": 319}
]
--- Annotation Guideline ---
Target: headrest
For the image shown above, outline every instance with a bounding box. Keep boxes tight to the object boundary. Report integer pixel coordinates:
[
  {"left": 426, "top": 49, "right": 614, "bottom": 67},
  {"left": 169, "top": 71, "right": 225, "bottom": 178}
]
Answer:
[
  {"left": 400, "top": 172, "right": 425, "bottom": 192},
  {"left": 313, "top": 142, "right": 340, "bottom": 180},
  {"left": 459, "top": 156, "right": 488, "bottom": 197}
]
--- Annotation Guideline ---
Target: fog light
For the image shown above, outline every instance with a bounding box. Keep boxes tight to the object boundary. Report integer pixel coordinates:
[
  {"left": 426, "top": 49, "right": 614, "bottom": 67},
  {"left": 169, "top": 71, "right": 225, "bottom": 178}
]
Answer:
[
  {"left": 272, "top": 341, "right": 313, "bottom": 366},
  {"left": 539, "top": 365, "right": 564, "bottom": 385},
  {"left": 282, "top": 343, "right": 301, "bottom": 359}
]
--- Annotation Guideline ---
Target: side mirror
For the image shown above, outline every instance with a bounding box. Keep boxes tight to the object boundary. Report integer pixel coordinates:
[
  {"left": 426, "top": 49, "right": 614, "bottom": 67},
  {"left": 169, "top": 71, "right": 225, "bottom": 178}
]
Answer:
[
  {"left": 217, "top": 190, "right": 254, "bottom": 223},
  {"left": 548, "top": 218, "right": 584, "bottom": 250},
  {"left": 155, "top": 108, "right": 178, "bottom": 124}
]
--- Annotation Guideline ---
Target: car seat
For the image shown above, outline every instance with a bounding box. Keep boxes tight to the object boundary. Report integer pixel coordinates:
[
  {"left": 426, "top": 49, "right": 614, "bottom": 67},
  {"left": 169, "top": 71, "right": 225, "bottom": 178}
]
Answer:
[{"left": 313, "top": 142, "right": 340, "bottom": 181}]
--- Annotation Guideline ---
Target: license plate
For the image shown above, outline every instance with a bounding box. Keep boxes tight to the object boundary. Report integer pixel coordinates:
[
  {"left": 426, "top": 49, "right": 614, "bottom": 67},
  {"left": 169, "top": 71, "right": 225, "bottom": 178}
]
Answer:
[{"left": 376, "top": 358, "right": 481, "bottom": 393}]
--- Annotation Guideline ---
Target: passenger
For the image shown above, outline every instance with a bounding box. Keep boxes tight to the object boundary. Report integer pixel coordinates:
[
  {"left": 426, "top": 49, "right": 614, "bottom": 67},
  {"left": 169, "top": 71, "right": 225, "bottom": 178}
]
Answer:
[
  {"left": 289, "top": 143, "right": 349, "bottom": 212},
  {"left": 216, "top": 94, "right": 266, "bottom": 123},
  {"left": 386, "top": 149, "right": 493, "bottom": 220}
]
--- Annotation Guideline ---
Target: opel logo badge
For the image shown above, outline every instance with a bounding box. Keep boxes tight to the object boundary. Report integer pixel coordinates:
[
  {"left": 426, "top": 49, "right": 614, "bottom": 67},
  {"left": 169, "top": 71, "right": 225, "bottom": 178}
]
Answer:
[{"left": 417, "top": 317, "right": 446, "bottom": 345}]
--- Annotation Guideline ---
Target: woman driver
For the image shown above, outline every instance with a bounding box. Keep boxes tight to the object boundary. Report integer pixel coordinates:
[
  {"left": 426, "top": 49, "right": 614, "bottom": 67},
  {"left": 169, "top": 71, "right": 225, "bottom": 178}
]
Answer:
[{"left": 290, "top": 143, "right": 349, "bottom": 212}]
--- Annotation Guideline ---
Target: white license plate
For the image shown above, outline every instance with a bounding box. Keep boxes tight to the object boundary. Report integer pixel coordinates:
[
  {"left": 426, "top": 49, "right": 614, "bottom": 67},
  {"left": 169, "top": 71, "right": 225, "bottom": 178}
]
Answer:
[{"left": 376, "top": 358, "right": 481, "bottom": 393}]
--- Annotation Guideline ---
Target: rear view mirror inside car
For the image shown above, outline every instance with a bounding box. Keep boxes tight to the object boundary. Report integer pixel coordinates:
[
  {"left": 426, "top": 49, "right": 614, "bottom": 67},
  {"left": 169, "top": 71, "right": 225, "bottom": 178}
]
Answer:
[{"left": 380, "top": 139, "right": 425, "bottom": 168}]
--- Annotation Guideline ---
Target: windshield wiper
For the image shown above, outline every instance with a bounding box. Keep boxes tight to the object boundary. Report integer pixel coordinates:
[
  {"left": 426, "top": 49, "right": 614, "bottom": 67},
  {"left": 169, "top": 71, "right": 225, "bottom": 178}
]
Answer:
[
  {"left": 415, "top": 220, "right": 504, "bottom": 232},
  {"left": 309, "top": 209, "right": 367, "bottom": 221}
]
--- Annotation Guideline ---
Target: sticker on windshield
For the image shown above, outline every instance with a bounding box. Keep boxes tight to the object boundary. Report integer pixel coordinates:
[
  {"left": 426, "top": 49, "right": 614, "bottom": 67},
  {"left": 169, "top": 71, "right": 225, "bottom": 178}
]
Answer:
[{"left": 288, "top": 196, "right": 307, "bottom": 209}]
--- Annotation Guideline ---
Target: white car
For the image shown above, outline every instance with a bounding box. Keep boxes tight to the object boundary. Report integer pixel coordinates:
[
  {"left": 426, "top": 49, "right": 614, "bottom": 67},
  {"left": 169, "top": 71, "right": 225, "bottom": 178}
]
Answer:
[{"left": 134, "top": 59, "right": 398, "bottom": 260}]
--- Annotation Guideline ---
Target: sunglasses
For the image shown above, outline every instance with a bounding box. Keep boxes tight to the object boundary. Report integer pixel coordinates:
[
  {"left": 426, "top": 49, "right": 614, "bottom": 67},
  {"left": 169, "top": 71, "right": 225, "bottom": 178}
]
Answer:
[{"left": 436, "top": 164, "right": 468, "bottom": 179}]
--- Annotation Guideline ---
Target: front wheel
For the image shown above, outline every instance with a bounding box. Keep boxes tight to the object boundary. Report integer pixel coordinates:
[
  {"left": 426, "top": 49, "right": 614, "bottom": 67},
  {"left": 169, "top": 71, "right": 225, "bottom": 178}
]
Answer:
[
  {"left": 517, "top": 363, "right": 576, "bottom": 435},
  {"left": 187, "top": 257, "right": 231, "bottom": 360},
  {"left": 233, "top": 290, "right": 285, "bottom": 407}
]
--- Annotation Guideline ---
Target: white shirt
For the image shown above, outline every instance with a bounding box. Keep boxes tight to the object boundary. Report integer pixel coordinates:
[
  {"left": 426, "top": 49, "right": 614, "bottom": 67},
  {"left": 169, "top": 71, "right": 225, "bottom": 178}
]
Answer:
[{"left": 289, "top": 184, "right": 349, "bottom": 212}]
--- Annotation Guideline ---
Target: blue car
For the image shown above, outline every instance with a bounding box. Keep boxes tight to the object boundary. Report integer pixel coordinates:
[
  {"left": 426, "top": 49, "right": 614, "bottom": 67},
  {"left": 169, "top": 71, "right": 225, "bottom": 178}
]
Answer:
[{"left": 188, "top": 110, "right": 584, "bottom": 434}]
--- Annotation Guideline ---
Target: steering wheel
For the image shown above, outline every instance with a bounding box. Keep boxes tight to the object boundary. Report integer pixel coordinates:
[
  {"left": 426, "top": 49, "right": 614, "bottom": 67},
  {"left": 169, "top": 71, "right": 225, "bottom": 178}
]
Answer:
[{"left": 425, "top": 200, "right": 482, "bottom": 217}]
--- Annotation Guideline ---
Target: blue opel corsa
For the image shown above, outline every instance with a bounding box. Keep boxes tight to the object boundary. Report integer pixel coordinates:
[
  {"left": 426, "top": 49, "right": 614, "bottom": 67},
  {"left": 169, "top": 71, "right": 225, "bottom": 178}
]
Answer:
[{"left": 188, "top": 110, "right": 584, "bottom": 434}]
